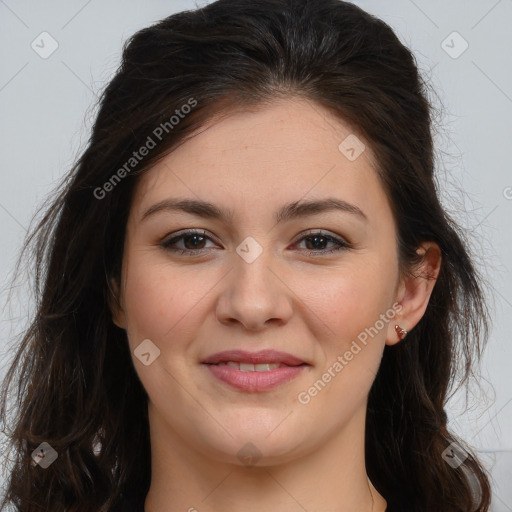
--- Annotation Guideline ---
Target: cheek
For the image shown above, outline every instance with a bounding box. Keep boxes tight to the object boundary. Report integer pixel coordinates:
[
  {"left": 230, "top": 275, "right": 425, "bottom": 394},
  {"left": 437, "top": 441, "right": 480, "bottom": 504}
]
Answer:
[
  {"left": 298, "top": 265, "right": 395, "bottom": 408},
  {"left": 121, "top": 257, "right": 207, "bottom": 347},
  {"left": 296, "top": 258, "right": 396, "bottom": 344}
]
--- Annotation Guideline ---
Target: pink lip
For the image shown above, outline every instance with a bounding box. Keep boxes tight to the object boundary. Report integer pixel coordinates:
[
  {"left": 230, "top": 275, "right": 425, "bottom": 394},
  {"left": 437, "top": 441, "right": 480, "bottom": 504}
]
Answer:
[
  {"left": 204, "top": 364, "right": 307, "bottom": 392},
  {"left": 202, "top": 349, "right": 309, "bottom": 392},
  {"left": 201, "top": 349, "right": 306, "bottom": 366}
]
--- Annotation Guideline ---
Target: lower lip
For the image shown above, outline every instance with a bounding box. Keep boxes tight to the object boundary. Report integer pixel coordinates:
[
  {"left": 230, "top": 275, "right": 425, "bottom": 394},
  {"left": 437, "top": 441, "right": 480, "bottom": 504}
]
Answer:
[{"left": 204, "top": 364, "right": 307, "bottom": 392}]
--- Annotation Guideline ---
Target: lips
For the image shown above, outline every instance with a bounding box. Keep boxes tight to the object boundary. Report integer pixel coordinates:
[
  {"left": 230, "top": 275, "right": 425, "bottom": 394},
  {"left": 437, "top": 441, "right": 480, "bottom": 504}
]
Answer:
[
  {"left": 201, "top": 349, "right": 306, "bottom": 367},
  {"left": 202, "top": 349, "right": 309, "bottom": 392}
]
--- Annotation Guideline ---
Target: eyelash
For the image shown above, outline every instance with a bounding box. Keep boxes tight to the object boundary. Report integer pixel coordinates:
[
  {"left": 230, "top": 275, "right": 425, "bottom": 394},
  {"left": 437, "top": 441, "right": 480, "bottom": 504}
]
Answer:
[{"left": 160, "top": 229, "right": 351, "bottom": 256}]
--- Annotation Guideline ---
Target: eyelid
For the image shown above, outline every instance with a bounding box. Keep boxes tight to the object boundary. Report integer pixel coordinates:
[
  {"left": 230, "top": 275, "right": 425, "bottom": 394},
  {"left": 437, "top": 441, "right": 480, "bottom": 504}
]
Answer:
[
  {"left": 163, "top": 228, "right": 215, "bottom": 243},
  {"left": 293, "top": 228, "right": 350, "bottom": 245},
  {"left": 162, "top": 228, "right": 349, "bottom": 243}
]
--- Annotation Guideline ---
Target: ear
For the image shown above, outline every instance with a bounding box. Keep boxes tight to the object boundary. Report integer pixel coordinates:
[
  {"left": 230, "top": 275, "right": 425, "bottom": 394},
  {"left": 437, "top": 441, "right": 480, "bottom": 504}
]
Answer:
[
  {"left": 385, "top": 242, "right": 442, "bottom": 346},
  {"left": 107, "top": 276, "right": 127, "bottom": 329}
]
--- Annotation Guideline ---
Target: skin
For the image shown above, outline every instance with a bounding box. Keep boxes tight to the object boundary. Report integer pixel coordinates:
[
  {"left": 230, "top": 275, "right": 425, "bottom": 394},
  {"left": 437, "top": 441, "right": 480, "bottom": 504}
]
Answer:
[{"left": 110, "top": 97, "right": 441, "bottom": 512}]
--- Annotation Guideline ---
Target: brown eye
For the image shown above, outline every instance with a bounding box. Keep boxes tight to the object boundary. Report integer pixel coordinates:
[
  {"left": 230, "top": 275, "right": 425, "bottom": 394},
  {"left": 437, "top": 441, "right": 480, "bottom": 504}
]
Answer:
[
  {"left": 161, "top": 229, "right": 351, "bottom": 257},
  {"left": 294, "top": 231, "right": 351, "bottom": 256},
  {"left": 161, "top": 230, "right": 216, "bottom": 255}
]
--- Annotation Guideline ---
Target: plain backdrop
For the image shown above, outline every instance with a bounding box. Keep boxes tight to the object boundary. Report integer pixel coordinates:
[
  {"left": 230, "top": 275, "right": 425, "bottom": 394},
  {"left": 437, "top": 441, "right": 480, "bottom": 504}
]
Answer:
[{"left": 0, "top": 0, "right": 511, "bottom": 510}]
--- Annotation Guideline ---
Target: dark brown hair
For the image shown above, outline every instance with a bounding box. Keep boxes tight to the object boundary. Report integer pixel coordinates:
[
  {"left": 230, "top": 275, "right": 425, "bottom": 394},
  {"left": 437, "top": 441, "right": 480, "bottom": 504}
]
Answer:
[{"left": 0, "top": 0, "right": 492, "bottom": 510}]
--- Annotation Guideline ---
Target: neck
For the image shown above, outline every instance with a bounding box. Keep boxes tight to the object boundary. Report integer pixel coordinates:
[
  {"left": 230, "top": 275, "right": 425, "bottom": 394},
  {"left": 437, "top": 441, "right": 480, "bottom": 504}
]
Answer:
[{"left": 143, "top": 401, "right": 387, "bottom": 512}]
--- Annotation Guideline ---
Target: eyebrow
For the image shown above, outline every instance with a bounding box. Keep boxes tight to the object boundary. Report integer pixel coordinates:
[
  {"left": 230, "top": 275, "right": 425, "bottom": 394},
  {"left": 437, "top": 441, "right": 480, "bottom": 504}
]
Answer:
[{"left": 140, "top": 197, "right": 367, "bottom": 224}]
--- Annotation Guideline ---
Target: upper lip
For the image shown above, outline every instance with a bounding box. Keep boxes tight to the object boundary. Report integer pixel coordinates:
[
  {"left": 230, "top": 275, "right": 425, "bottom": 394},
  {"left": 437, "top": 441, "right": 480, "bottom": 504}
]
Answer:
[{"left": 202, "top": 349, "right": 307, "bottom": 366}]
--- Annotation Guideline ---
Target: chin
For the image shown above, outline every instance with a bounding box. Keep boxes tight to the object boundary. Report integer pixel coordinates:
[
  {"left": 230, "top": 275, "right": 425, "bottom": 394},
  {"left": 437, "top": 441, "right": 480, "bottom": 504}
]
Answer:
[{"left": 196, "top": 424, "right": 308, "bottom": 468}]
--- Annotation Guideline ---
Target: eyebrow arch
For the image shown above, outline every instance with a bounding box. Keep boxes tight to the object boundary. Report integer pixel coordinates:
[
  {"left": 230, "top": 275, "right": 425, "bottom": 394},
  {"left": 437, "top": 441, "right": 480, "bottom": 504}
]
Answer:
[{"left": 140, "top": 197, "right": 367, "bottom": 224}]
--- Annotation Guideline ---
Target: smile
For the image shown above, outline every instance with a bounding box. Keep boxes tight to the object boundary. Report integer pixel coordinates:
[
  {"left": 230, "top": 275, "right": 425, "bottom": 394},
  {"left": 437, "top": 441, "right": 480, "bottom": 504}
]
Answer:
[
  {"left": 203, "top": 362, "right": 308, "bottom": 392},
  {"left": 215, "top": 361, "right": 285, "bottom": 371}
]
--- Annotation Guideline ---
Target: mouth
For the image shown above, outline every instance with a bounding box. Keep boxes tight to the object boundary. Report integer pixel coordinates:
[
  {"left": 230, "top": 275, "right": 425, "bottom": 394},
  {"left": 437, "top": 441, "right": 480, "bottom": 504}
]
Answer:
[
  {"left": 201, "top": 349, "right": 309, "bottom": 392},
  {"left": 209, "top": 361, "right": 303, "bottom": 371},
  {"left": 202, "top": 349, "right": 307, "bottom": 366}
]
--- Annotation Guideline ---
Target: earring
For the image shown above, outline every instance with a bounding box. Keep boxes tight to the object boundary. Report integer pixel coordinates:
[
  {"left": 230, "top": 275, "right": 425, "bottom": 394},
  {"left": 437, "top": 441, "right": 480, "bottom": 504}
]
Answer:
[{"left": 394, "top": 324, "right": 408, "bottom": 341}]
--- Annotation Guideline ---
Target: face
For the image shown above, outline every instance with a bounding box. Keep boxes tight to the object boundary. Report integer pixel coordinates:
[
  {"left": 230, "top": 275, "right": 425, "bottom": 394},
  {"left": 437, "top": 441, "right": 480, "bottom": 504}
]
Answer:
[{"left": 112, "top": 98, "right": 407, "bottom": 466}]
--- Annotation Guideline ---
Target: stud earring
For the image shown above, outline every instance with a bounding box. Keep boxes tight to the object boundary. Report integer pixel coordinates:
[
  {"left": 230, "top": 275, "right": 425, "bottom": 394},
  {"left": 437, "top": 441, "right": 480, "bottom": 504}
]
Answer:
[{"left": 394, "top": 324, "right": 408, "bottom": 341}]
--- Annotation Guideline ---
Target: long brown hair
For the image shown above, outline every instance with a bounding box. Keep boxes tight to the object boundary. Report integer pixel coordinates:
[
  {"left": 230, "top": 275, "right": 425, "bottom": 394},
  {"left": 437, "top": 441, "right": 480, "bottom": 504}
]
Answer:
[{"left": 0, "top": 0, "right": 492, "bottom": 510}]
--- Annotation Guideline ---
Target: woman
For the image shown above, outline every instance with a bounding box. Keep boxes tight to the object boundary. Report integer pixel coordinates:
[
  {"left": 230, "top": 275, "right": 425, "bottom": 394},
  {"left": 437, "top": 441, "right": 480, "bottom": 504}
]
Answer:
[{"left": 0, "top": 0, "right": 492, "bottom": 510}]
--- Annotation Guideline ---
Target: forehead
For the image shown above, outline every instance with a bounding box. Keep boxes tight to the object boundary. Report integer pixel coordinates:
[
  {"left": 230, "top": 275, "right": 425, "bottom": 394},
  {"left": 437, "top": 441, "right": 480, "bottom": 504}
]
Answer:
[{"left": 130, "top": 98, "right": 391, "bottom": 228}]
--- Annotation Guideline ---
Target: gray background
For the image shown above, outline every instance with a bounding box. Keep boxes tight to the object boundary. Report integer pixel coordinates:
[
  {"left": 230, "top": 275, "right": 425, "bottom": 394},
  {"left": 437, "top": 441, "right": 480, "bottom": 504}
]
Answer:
[{"left": 0, "top": 0, "right": 511, "bottom": 509}]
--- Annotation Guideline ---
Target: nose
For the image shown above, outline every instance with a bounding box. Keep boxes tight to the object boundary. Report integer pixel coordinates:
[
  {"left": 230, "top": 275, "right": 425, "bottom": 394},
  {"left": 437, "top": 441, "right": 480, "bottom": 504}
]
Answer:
[{"left": 215, "top": 245, "right": 293, "bottom": 332}]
